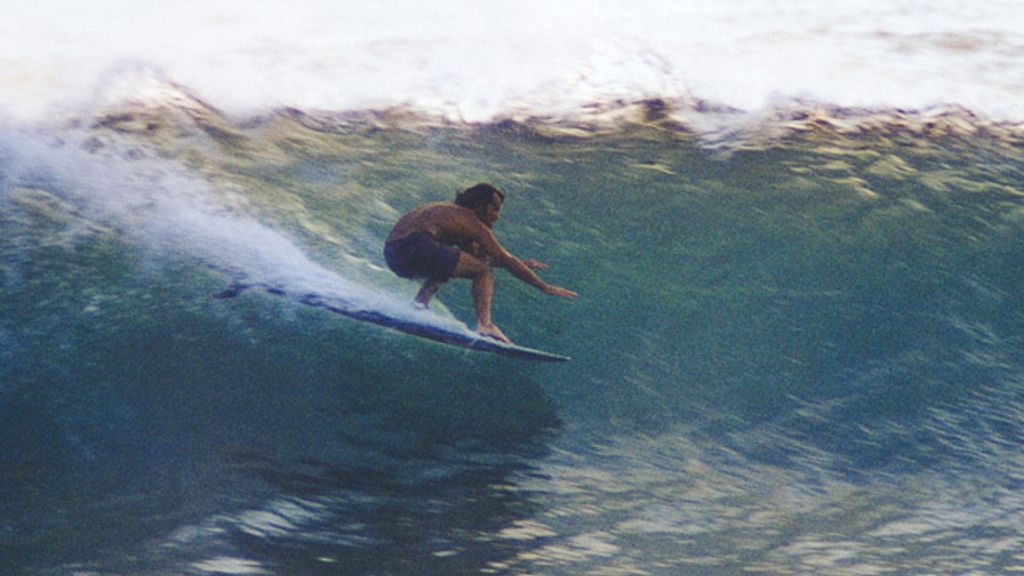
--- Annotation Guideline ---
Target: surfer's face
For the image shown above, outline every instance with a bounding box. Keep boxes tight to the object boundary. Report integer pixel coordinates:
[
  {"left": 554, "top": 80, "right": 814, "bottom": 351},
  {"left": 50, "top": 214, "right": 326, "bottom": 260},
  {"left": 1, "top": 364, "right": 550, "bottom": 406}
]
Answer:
[{"left": 479, "top": 193, "right": 502, "bottom": 227}]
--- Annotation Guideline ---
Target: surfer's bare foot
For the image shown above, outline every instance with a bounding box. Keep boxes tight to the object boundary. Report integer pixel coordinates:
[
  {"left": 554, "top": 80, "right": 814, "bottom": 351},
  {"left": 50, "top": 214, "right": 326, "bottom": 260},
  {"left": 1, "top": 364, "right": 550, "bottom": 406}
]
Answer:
[{"left": 477, "top": 322, "right": 511, "bottom": 344}]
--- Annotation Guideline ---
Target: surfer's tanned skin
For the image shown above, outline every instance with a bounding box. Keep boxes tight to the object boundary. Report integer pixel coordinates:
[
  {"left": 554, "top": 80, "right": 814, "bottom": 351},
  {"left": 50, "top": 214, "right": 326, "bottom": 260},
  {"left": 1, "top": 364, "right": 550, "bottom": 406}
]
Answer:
[{"left": 385, "top": 183, "right": 576, "bottom": 343}]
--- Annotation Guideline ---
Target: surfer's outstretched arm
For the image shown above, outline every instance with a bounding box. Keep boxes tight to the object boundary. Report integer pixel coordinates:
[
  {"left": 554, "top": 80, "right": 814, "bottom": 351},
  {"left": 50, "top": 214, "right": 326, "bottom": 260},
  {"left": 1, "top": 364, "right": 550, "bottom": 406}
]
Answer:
[{"left": 475, "top": 227, "right": 577, "bottom": 299}]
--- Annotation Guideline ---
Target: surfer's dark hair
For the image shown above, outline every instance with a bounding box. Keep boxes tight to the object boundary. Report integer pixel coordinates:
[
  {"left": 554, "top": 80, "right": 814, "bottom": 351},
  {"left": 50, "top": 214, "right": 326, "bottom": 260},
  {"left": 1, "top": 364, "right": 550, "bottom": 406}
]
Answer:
[{"left": 455, "top": 183, "right": 504, "bottom": 210}]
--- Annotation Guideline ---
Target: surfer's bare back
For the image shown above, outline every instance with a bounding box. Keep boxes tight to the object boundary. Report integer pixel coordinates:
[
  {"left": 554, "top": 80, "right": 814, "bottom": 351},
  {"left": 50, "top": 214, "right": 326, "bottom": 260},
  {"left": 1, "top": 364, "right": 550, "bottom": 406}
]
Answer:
[{"left": 384, "top": 183, "right": 577, "bottom": 343}]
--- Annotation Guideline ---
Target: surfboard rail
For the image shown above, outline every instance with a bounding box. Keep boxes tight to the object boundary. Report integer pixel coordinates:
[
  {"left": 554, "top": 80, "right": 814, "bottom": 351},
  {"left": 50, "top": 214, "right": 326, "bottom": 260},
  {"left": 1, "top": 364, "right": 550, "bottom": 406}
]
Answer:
[{"left": 216, "top": 281, "right": 570, "bottom": 362}]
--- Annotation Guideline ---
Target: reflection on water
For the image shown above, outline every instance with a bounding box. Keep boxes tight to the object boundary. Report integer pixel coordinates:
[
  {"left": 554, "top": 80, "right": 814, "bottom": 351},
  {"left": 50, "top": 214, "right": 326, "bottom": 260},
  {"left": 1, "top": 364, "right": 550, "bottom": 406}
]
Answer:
[
  {"left": 501, "top": 424, "right": 1024, "bottom": 575},
  {"left": 96, "top": 419, "right": 1020, "bottom": 576}
]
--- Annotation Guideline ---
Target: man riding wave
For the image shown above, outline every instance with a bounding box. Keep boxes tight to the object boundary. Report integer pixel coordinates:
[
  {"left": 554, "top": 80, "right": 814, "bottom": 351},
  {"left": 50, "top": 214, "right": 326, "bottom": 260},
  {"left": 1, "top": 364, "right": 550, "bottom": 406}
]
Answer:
[{"left": 384, "top": 183, "right": 576, "bottom": 343}]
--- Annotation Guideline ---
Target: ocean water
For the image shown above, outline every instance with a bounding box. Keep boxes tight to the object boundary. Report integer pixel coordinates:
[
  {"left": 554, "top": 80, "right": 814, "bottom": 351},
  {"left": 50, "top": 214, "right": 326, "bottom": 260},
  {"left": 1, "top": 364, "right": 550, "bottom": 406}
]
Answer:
[{"left": 3, "top": 2, "right": 1024, "bottom": 575}]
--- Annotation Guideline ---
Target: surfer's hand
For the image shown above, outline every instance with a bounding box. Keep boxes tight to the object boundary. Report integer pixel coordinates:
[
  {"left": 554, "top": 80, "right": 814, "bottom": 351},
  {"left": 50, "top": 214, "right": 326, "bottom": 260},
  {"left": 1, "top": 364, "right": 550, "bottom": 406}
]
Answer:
[
  {"left": 544, "top": 285, "right": 577, "bottom": 298},
  {"left": 522, "top": 259, "right": 548, "bottom": 270}
]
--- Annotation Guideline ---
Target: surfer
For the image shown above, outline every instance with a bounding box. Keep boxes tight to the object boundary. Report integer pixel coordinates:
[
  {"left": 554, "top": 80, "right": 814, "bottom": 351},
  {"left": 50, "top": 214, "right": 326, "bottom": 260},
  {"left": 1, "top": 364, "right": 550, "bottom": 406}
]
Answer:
[{"left": 384, "top": 183, "right": 577, "bottom": 343}]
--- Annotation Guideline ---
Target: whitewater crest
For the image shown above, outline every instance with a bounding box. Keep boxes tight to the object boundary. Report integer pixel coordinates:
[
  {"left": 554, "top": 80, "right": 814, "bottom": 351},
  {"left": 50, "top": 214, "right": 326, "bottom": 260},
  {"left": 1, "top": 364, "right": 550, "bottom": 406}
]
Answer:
[
  {"left": 71, "top": 74, "right": 246, "bottom": 153},
  {"left": 67, "top": 73, "right": 1024, "bottom": 159}
]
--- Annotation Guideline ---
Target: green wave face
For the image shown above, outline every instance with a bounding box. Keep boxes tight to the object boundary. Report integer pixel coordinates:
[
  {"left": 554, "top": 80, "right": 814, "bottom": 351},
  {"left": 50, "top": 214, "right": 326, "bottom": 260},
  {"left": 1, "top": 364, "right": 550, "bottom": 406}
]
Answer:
[{"left": 3, "top": 95, "right": 1024, "bottom": 574}]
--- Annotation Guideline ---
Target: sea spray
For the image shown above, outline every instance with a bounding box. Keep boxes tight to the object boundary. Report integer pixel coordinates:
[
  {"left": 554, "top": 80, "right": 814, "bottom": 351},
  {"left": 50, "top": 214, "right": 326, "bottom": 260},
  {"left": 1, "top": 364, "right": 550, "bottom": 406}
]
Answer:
[{"left": 0, "top": 119, "right": 472, "bottom": 337}]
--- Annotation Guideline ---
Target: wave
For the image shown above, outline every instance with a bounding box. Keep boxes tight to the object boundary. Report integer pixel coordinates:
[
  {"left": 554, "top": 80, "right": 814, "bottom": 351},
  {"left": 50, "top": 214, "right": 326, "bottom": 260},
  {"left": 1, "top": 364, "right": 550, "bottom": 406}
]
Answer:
[
  {"left": 3, "top": 71, "right": 1024, "bottom": 574},
  {"left": 5, "top": 72, "right": 1024, "bottom": 433}
]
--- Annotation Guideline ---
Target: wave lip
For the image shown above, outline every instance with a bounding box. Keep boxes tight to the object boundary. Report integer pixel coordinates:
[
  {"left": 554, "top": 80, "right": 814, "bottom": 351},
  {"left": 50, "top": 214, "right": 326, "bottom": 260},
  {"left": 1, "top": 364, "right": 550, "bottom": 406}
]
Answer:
[
  {"left": 74, "top": 71, "right": 1024, "bottom": 154},
  {"left": 4, "top": 1, "right": 1024, "bottom": 124}
]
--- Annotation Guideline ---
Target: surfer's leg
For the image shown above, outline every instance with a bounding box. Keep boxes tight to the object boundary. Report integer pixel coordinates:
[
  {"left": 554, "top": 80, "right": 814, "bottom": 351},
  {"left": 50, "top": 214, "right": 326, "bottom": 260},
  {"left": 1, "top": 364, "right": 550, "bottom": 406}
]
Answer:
[
  {"left": 414, "top": 279, "right": 444, "bottom": 307},
  {"left": 470, "top": 266, "right": 503, "bottom": 339},
  {"left": 452, "top": 252, "right": 511, "bottom": 343}
]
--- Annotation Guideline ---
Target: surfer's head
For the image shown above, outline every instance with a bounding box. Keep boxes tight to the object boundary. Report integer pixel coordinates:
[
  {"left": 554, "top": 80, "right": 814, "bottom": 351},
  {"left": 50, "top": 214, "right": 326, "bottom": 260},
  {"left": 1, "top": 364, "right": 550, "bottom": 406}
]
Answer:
[
  {"left": 456, "top": 183, "right": 504, "bottom": 210},
  {"left": 456, "top": 183, "right": 505, "bottom": 226}
]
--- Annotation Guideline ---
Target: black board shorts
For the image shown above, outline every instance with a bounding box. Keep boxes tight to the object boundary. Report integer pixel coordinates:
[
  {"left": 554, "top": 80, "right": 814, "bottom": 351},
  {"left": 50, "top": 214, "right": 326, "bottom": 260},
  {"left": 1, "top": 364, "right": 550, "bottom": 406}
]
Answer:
[{"left": 384, "top": 232, "right": 461, "bottom": 282}]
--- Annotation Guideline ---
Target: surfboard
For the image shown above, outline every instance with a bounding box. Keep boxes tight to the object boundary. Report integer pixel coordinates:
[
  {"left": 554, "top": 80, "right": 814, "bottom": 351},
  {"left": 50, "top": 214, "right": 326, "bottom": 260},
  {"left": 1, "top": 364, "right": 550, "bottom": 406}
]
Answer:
[{"left": 215, "top": 281, "right": 570, "bottom": 363}]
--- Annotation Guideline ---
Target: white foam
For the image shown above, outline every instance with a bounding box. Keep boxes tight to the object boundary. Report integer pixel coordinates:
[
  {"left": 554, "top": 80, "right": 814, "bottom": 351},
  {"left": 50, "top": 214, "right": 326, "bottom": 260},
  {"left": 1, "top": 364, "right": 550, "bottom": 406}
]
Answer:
[
  {"left": 0, "top": 127, "right": 450, "bottom": 328},
  {"left": 2, "top": 0, "right": 1022, "bottom": 122}
]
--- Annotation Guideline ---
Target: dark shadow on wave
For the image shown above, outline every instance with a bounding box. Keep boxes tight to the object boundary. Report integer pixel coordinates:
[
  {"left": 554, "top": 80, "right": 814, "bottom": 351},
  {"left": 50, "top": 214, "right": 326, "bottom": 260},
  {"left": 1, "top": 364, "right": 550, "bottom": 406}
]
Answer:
[
  {"left": 202, "top": 438, "right": 553, "bottom": 576},
  {"left": 0, "top": 249, "right": 560, "bottom": 574}
]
